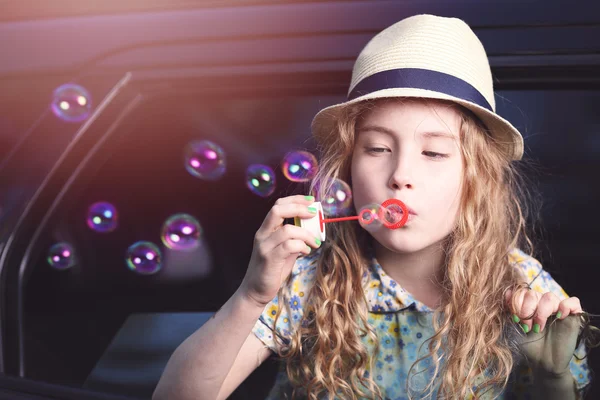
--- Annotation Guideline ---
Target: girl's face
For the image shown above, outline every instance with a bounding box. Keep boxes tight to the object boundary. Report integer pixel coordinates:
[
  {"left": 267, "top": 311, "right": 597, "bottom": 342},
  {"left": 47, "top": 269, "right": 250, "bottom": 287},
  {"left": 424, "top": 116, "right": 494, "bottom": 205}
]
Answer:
[{"left": 351, "top": 99, "right": 464, "bottom": 254}]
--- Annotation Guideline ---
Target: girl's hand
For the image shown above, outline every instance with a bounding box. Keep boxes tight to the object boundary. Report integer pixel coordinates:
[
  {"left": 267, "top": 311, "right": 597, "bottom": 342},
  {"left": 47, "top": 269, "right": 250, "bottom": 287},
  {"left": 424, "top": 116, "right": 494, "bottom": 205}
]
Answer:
[
  {"left": 239, "top": 195, "right": 322, "bottom": 308},
  {"left": 506, "top": 287, "right": 584, "bottom": 378}
]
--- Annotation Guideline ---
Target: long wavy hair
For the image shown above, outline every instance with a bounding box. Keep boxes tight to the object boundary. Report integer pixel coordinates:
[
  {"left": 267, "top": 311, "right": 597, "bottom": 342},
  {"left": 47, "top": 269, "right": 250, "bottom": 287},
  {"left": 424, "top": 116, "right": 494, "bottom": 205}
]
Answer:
[{"left": 272, "top": 97, "right": 539, "bottom": 399}]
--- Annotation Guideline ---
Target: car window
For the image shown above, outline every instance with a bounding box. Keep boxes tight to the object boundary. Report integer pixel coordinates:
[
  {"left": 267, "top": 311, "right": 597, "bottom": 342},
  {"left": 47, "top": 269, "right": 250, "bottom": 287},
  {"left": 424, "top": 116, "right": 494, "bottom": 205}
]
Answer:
[{"left": 19, "top": 94, "right": 340, "bottom": 399}]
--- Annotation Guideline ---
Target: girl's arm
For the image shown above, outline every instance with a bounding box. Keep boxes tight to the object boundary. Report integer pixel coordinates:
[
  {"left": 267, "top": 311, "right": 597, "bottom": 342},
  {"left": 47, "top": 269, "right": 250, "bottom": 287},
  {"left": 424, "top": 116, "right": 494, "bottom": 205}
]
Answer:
[{"left": 153, "top": 195, "right": 319, "bottom": 399}]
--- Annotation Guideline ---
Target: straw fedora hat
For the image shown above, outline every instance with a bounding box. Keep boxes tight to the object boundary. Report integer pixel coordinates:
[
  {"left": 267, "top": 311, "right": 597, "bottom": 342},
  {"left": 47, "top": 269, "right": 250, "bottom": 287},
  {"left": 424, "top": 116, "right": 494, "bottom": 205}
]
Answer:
[{"left": 311, "top": 14, "right": 524, "bottom": 160}]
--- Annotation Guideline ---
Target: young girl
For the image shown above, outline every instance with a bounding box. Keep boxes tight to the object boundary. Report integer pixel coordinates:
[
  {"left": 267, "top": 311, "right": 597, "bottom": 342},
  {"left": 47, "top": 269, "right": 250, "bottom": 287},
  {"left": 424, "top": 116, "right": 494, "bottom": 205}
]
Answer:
[{"left": 153, "top": 14, "right": 594, "bottom": 400}]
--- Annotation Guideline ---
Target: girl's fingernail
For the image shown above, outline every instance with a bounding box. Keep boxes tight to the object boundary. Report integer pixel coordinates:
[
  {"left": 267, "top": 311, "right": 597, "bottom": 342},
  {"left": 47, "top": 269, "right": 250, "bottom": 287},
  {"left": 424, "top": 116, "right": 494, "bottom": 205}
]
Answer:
[
  {"left": 512, "top": 314, "right": 520, "bottom": 323},
  {"left": 533, "top": 323, "right": 540, "bottom": 333},
  {"left": 556, "top": 311, "right": 562, "bottom": 319},
  {"left": 308, "top": 206, "right": 317, "bottom": 214},
  {"left": 306, "top": 245, "right": 311, "bottom": 253},
  {"left": 315, "top": 238, "right": 321, "bottom": 246},
  {"left": 521, "top": 323, "right": 529, "bottom": 333},
  {"left": 305, "top": 195, "right": 314, "bottom": 201}
]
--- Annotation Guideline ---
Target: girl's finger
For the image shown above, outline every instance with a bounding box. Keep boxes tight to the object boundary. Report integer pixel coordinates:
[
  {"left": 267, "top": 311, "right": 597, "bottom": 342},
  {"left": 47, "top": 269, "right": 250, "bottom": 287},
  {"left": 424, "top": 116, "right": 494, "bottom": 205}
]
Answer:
[
  {"left": 272, "top": 238, "right": 313, "bottom": 260},
  {"left": 273, "top": 194, "right": 315, "bottom": 206},
  {"left": 517, "top": 290, "right": 541, "bottom": 333},
  {"left": 556, "top": 297, "right": 583, "bottom": 321},
  {"left": 260, "top": 223, "right": 321, "bottom": 254},
  {"left": 506, "top": 286, "right": 528, "bottom": 314},
  {"left": 256, "top": 197, "right": 317, "bottom": 240},
  {"left": 531, "top": 292, "right": 560, "bottom": 333}
]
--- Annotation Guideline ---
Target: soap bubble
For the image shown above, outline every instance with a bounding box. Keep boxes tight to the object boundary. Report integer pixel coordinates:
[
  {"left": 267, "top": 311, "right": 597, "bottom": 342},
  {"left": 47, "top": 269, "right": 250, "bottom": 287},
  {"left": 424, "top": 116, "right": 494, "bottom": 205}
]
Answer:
[
  {"left": 47, "top": 242, "right": 76, "bottom": 270},
  {"left": 184, "top": 140, "right": 226, "bottom": 180},
  {"left": 357, "top": 203, "right": 384, "bottom": 232},
  {"left": 282, "top": 150, "right": 318, "bottom": 182},
  {"left": 381, "top": 202, "right": 405, "bottom": 228},
  {"left": 87, "top": 201, "right": 118, "bottom": 233},
  {"left": 51, "top": 83, "right": 92, "bottom": 123},
  {"left": 246, "top": 164, "right": 276, "bottom": 197},
  {"left": 314, "top": 178, "right": 353, "bottom": 216},
  {"left": 358, "top": 203, "right": 382, "bottom": 225},
  {"left": 379, "top": 199, "right": 409, "bottom": 229},
  {"left": 161, "top": 213, "right": 202, "bottom": 251},
  {"left": 125, "top": 241, "right": 162, "bottom": 275}
]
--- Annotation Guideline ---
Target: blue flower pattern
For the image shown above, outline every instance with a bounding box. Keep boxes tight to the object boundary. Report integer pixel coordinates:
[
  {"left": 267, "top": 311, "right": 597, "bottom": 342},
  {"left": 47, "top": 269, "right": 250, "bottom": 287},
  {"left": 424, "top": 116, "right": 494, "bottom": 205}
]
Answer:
[{"left": 252, "top": 248, "right": 591, "bottom": 399}]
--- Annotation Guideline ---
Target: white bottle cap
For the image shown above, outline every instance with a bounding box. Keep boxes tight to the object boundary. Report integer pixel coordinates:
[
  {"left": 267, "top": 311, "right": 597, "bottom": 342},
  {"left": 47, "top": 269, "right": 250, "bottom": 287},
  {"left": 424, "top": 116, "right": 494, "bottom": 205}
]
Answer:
[{"left": 294, "top": 201, "right": 326, "bottom": 242}]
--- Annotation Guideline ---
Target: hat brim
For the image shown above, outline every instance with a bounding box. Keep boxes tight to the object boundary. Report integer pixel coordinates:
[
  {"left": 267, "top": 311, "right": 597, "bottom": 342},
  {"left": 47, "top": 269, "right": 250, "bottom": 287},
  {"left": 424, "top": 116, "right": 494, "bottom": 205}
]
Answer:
[{"left": 311, "top": 88, "right": 524, "bottom": 161}]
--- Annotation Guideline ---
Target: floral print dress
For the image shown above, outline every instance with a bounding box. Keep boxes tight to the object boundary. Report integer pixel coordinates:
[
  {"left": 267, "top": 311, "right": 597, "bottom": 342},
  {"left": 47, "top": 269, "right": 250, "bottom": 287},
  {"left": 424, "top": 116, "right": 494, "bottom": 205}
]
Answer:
[{"left": 252, "top": 248, "right": 591, "bottom": 399}]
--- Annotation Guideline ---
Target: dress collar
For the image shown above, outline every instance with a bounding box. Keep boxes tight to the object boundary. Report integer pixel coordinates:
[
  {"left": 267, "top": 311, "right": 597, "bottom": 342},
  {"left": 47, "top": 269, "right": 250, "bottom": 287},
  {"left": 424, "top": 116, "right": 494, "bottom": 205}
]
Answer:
[{"left": 361, "top": 245, "right": 433, "bottom": 313}]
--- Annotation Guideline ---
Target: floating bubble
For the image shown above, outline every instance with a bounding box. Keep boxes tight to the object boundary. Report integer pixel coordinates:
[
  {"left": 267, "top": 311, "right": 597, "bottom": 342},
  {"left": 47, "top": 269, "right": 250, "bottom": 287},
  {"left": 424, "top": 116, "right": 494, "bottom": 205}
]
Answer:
[
  {"left": 282, "top": 150, "right": 318, "bottom": 182},
  {"left": 246, "top": 164, "right": 276, "bottom": 197},
  {"left": 161, "top": 213, "right": 202, "bottom": 251},
  {"left": 357, "top": 203, "right": 384, "bottom": 232},
  {"left": 47, "top": 242, "right": 76, "bottom": 270},
  {"left": 315, "top": 178, "right": 353, "bottom": 216},
  {"left": 184, "top": 140, "right": 226, "bottom": 180},
  {"left": 358, "top": 203, "right": 382, "bottom": 225},
  {"left": 87, "top": 201, "right": 118, "bottom": 233},
  {"left": 125, "top": 241, "right": 162, "bottom": 275},
  {"left": 51, "top": 83, "right": 92, "bottom": 123}
]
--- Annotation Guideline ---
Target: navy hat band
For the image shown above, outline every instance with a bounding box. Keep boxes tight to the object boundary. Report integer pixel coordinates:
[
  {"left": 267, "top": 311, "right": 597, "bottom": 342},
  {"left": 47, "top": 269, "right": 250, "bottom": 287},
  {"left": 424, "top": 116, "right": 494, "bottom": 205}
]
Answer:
[{"left": 348, "top": 68, "right": 493, "bottom": 113}]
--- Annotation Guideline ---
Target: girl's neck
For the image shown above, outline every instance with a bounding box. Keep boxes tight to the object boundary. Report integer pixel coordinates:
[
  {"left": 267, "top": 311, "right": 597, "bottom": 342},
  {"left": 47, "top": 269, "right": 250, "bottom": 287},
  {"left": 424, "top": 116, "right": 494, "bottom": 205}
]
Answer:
[{"left": 374, "top": 241, "right": 446, "bottom": 309}]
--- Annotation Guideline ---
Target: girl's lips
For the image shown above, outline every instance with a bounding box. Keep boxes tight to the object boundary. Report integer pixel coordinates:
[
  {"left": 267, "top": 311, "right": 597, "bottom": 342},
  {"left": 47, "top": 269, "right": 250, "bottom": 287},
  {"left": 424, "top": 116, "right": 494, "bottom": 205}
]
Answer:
[
  {"left": 387, "top": 199, "right": 417, "bottom": 215},
  {"left": 401, "top": 204, "right": 417, "bottom": 215},
  {"left": 384, "top": 203, "right": 415, "bottom": 225},
  {"left": 396, "top": 212, "right": 415, "bottom": 224}
]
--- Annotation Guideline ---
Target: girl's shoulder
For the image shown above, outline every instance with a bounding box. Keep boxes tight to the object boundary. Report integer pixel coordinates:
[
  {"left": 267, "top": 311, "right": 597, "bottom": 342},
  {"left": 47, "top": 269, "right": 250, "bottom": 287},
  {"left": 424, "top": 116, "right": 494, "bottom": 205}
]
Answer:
[
  {"left": 508, "top": 248, "right": 542, "bottom": 274},
  {"left": 508, "top": 248, "right": 569, "bottom": 298}
]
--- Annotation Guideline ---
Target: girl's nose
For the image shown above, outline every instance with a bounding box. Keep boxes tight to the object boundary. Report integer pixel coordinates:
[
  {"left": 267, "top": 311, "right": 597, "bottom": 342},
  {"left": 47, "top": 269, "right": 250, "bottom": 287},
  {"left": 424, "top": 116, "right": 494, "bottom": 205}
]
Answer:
[
  {"left": 389, "top": 176, "right": 413, "bottom": 190},
  {"left": 388, "top": 157, "right": 413, "bottom": 190}
]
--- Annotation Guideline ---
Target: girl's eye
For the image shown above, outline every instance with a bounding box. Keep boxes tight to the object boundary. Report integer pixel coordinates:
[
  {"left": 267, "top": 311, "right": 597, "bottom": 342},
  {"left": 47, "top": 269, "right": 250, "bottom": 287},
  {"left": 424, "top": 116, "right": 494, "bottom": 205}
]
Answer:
[
  {"left": 423, "top": 151, "right": 449, "bottom": 159},
  {"left": 366, "top": 147, "right": 389, "bottom": 154}
]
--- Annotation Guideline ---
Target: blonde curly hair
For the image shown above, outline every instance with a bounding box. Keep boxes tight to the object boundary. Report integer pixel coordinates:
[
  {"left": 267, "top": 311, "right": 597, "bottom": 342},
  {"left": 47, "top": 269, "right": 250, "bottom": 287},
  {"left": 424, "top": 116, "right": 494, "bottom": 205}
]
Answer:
[{"left": 272, "top": 98, "right": 537, "bottom": 399}]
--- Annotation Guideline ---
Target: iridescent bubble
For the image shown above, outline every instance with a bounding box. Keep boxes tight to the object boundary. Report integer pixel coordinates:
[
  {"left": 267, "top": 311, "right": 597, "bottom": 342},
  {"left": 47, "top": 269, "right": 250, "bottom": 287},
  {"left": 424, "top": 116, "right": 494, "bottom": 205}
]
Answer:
[
  {"left": 246, "top": 164, "right": 276, "bottom": 197},
  {"left": 125, "top": 241, "right": 162, "bottom": 275},
  {"left": 87, "top": 201, "right": 118, "bottom": 233},
  {"left": 358, "top": 203, "right": 383, "bottom": 232},
  {"left": 282, "top": 150, "right": 318, "bottom": 182},
  {"left": 315, "top": 178, "right": 353, "bottom": 216},
  {"left": 358, "top": 203, "right": 382, "bottom": 225},
  {"left": 184, "top": 140, "right": 226, "bottom": 180},
  {"left": 381, "top": 203, "right": 404, "bottom": 228},
  {"left": 161, "top": 213, "right": 202, "bottom": 251},
  {"left": 380, "top": 199, "right": 409, "bottom": 229},
  {"left": 51, "top": 83, "right": 92, "bottom": 123},
  {"left": 47, "top": 242, "right": 76, "bottom": 270}
]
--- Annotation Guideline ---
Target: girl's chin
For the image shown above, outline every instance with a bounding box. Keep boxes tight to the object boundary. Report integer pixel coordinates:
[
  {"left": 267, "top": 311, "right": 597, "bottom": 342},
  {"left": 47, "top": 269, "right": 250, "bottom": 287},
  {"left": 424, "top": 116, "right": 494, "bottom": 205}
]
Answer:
[{"left": 370, "top": 233, "right": 427, "bottom": 254}]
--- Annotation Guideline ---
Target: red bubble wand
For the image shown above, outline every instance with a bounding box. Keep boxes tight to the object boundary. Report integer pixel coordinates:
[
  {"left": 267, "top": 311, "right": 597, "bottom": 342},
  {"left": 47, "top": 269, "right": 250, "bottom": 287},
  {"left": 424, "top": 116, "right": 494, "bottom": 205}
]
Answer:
[
  {"left": 321, "top": 198, "right": 410, "bottom": 229},
  {"left": 293, "top": 198, "right": 410, "bottom": 242}
]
